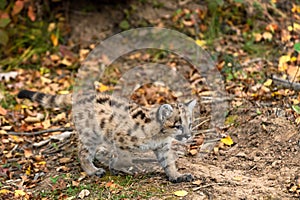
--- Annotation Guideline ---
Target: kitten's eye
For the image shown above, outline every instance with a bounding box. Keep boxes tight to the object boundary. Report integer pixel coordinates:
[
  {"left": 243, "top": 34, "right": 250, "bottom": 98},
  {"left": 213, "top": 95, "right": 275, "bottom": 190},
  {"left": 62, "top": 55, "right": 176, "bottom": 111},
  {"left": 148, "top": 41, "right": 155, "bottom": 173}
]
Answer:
[{"left": 174, "top": 125, "right": 183, "bottom": 130}]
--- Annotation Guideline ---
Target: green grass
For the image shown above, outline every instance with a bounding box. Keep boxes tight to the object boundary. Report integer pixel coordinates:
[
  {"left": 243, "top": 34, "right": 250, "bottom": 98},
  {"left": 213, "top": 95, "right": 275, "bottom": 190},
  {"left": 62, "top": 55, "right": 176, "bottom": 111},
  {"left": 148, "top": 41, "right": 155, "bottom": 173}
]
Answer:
[{"left": 37, "top": 173, "right": 164, "bottom": 199}]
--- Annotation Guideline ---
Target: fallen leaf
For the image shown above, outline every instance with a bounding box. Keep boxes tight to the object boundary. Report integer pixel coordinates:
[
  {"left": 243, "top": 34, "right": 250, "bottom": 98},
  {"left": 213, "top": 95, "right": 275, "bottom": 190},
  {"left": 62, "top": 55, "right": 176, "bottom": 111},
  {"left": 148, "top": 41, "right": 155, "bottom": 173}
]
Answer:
[
  {"left": 26, "top": 166, "right": 31, "bottom": 175},
  {"left": 9, "top": 135, "right": 24, "bottom": 143},
  {"left": 12, "top": 0, "right": 24, "bottom": 16},
  {"left": 221, "top": 135, "right": 233, "bottom": 146},
  {"left": 0, "top": 106, "right": 7, "bottom": 115},
  {"left": 14, "top": 189, "right": 26, "bottom": 197},
  {"left": 262, "top": 31, "right": 272, "bottom": 41},
  {"left": 48, "top": 22, "right": 56, "bottom": 32},
  {"left": 263, "top": 79, "right": 272, "bottom": 87},
  {"left": 195, "top": 39, "right": 206, "bottom": 47},
  {"left": 295, "top": 117, "right": 300, "bottom": 124},
  {"left": 51, "top": 33, "right": 58, "bottom": 47},
  {"left": 0, "top": 189, "right": 11, "bottom": 194},
  {"left": 278, "top": 55, "right": 290, "bottom": 71},
  {"left": 174, "top": 190, "right": 188, "bottom": 197},
  {"left": 24, "top": 148, "right": 33, "bottom": 158},
  {"left": 232, "top": 176, "right": 243, "bottom": 181},
  {"left": 192, "top": 180, "right": 202, "bottom": 185},
  {"left": 27, "top": 5, "right": 36, "bottom": 21},
  {"left": 78, "top": 189, "right": 90, "bottom": 199},
  {"left": 59, "top": 157, "right": 71, "bottom": 164}
]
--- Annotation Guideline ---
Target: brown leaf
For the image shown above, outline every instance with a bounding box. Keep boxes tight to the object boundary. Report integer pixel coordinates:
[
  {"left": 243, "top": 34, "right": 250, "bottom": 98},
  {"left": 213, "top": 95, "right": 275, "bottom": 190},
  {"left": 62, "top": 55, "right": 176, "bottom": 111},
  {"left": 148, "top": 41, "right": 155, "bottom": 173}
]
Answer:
[
  {"left": 27, "top": 5, "right": 36, "bottom": 21},
  {"left": 24, "top": 148, "right": 33, "bottom": 158},
  {"left": 189, "top": 149, "right": 198, "bottom": 156},
  {"left": 12, "top": 0, "right": 24, "bottom": 16},
  {"left": 59, "top": 157, "right": 71, "bottom": 164},
  {"left": 0, "top": 106, "right": 7, "bottom": 115}
]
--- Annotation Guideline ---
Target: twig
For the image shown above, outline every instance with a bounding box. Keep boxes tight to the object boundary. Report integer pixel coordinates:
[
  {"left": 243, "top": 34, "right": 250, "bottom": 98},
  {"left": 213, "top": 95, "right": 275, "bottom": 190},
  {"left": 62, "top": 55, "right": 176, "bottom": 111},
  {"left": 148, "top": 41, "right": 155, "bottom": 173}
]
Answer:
[
  {"left": 192, "top": 182, "right": 226, "bottom": 191},
  {"left": 6, "top": 127, "right": 73, "bottom": 136},
  {"left": 271, "top": 75, "right": 300, "bottom": 91},
  {"left": 192, "top": 119, "right": 210, "bottom": 130}
]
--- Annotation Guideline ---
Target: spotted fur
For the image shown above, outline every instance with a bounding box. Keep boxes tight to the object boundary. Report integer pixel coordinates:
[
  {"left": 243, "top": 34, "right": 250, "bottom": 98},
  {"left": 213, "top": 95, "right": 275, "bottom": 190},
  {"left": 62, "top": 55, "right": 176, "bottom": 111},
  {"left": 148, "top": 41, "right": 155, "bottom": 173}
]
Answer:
[{"left": 18, "top": 89, "right": 196, "bottom": 183}]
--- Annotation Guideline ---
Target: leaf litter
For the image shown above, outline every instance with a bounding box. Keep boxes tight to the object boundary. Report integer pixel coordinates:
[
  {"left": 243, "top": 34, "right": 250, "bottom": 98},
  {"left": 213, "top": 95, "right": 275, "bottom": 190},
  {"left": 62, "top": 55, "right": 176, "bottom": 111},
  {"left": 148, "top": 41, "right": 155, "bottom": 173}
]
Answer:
[{"left": 1, "top": 0, "right": 300, "bottom": 199}]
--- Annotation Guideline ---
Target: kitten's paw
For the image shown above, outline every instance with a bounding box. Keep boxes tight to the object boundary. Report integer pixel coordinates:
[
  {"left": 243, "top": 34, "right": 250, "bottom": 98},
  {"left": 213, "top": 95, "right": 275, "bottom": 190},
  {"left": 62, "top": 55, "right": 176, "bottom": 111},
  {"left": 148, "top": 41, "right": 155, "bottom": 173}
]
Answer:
[
  {"left": 169, "top": 173, "right": 194, "bottom": 183},
  {"left": 94, "top": 168, "right": 106, "bottom": 178}
]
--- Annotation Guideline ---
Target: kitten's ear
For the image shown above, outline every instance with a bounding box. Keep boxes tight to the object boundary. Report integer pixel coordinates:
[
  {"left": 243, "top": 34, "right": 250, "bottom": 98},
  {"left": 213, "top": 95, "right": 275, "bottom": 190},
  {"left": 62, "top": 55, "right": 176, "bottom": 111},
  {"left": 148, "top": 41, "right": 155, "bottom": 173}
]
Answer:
[
  {"left": 157, "top": 104, "right": 173, "bottom": 123},
  {"left": 186, "top": 99, "right": 197, "bottom": 113}
]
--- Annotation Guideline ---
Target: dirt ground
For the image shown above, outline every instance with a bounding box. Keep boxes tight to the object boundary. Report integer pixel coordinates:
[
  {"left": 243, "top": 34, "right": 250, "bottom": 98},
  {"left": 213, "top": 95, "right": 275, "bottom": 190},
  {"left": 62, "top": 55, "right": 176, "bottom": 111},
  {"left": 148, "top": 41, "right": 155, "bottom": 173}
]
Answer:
[
  {"left": 1, "top": 0, "right": 300, "bottom": 199},
  {"left": 67, "top": 1, "right": 300, "bottom": 199},
  {"left": 60, "top": 1, "right": 300, "bottom": 198}
]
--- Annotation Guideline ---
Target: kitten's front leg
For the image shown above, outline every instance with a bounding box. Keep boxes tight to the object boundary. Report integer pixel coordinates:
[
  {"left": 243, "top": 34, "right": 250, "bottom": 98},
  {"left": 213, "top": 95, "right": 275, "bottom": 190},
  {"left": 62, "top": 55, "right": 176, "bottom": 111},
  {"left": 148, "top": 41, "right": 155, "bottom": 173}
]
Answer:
[{"left": 154, "top": 143, "right": 194, "bottom": 183}]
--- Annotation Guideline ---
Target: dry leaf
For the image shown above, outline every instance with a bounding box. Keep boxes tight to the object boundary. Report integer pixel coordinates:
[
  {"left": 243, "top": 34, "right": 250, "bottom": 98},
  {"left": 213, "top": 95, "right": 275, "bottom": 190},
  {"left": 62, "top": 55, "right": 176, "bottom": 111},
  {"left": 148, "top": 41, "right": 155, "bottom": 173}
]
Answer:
[
  {"left": 78, "top": 189, "right": 90, "bottom": 199},
  {"left": 174, "top": 190, "right": 188, "bottom": 197},
  {"left": 232, "top": 176, "right": 243, "bottom": 181},
  {"left": 278, "top": 55, "right": 290, "bottom": 71},
  {"left": 26, "top": 166, "right": 31, "bottom": 175},
  {"left": 14, "top": 189, "right": 26, "bottom": 197},
  {"left": 221, "top": 135, "right": 234, "bottom": 146},
  {"left": 27, "top": 5, "right": 36, "bottom": 21},
  {"left": 24, "top": 148, "right": 33, "bottom": 158},
  {"left": 0, "top": 189, "right": 11, "bottom": 194},
  {"left": 59, "top": 157, "right": 72, "bottom": 164},
  {"left": 192, "top": 180, "right": 202, "bottom": 185},
  {"left": 263, "top": 79, "right": 272, "bottom": 87},
  {"left": 48, "top": 23, "right": 56, "bottom": 32},
  {"left": 51, "top": 33, "right": 58, "bottom": 47},
  {"left": 195, "top": 39, "right": 206, "bottom": 47},
  {"left": 12, "top": 0, "right": 24, "bottom": 16},
  {"left": 0, "top": 106, "right": 7, "bottom": 115},
  {"left": 262, "top": 32, "right": 272, "bottom": 40},
  {"left": 189, "top": 149, "right": 198, "bottom": 156}
]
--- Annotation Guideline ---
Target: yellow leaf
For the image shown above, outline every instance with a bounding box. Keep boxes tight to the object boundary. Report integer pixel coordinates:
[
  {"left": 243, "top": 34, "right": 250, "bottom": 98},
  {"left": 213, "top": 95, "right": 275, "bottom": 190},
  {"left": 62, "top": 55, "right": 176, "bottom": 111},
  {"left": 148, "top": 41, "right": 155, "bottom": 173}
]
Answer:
[
  {"left": 26, "top": 166, "right": 31, "bottom": 175},
  {"left": 38, "top": 161, "right": 46, "bottom": 165},
  {"left": 95, "top": 82, "right": 113, "bottom": 92},
  {"left": 174, "top": 190, "right": 188, "bottom": 197},
  {"left": 278, "top": 55, "right": 290, "bottom": 71},
  {"left": 195, "top": 39, "right": 206, "bottom": 47},
  {"left": 291, "top": 56, "right": 298, "bottom": 62},
  {"left": 221, "top": 135, "right": 233, "bottom": 145},
  {"left": 51, "top": 33, "right": 58, "bottom": 47},
  {"left": 291, "top": 4, "right": 300, "bottom": 13},
  {"left": 263, "top": 79, "right": 272, "bottom": 87},
  {"left": 293, "top": 23, "right": 300, "bottom": 31},
  {"left": 9, "top": 135, "right": 24, "bottom": 143},
  {"left": 58, "top": 90, "right": 70, "bottom": 95},
  {"left": 0, "top": 189, "right": 11, "bottom": 194},
  {"left": 48, "top": 23, "right": 56, "bottom": 32},
  {"left": 295, "top": 117, "right": 300, "bottom": 124},
  {"left": 14, "top": 190, "right": 26, "bottom": 197}
]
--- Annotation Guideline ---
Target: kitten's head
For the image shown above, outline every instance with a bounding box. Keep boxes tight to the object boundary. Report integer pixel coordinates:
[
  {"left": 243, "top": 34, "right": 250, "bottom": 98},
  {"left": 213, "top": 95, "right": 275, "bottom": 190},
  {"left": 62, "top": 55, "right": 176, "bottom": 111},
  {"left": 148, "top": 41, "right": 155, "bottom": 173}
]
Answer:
[{"left": 157, "top": 99, "right": 196, "bottom": 141}]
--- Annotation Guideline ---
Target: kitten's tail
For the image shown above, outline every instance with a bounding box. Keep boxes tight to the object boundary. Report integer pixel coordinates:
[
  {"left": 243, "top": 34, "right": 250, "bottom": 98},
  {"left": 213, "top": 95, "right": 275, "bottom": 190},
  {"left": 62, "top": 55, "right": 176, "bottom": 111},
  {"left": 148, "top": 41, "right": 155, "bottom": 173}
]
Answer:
[{"left": 17, "top": 90, "right": 72, "bottom": 108}]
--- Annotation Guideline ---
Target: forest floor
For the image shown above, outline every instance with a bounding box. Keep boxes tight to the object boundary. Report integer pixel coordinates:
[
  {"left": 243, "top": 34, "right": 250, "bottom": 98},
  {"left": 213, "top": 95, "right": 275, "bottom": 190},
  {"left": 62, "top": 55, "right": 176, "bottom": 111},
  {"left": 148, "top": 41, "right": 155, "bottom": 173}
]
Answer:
[{"left": 0, "top": 0, "right": 300, "bottom": 199}]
